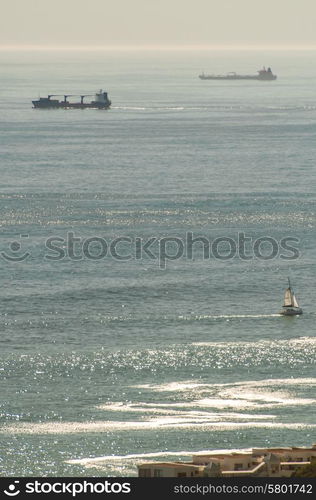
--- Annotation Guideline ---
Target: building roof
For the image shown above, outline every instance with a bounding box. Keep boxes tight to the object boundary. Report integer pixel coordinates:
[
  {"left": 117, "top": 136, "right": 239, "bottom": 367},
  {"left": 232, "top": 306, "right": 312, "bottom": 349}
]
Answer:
[
  {"left": 138, "top": 462, "right": 202, "bottom": 469},
  {"left": 253, "top": 447, "right": 316, "bottom": 453},
  {"left": 194, "top": 452, "right": 253, "bottom": 459}
]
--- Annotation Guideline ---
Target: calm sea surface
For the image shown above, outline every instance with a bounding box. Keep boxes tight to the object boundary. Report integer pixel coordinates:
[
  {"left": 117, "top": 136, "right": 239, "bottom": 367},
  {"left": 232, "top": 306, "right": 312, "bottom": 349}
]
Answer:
[{"left": 0, "top": 50, "right": 315, "bottom": 476}]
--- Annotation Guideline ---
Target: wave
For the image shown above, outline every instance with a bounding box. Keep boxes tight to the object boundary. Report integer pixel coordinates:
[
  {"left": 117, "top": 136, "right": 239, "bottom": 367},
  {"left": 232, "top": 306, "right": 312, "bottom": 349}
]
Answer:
[
  {"left": 111, "top": 105, "right": 316, "bottom": 113},
  {"left": 2, "top": 420, "right": 315, "bottom": 435},
  {"left": 97, "top": 397, "right": 315, "bottom": 412},
  {"left": 191, "top": 336, "right": 316, "bottom": 347},
  {"left": 135, "top": 377, "right": 316, "bottom": 392},
  {"left": 179, "top": 313, "right": 281, "bottom": 321},
  {"left": 67, "top": 448, "right": 252, "bottom": 465},
  {"left": 112, "top": 106, "right": 185, "bottom": 111},
  {"left": 98, "top": 402, "right": 276, "bottom": 418}
]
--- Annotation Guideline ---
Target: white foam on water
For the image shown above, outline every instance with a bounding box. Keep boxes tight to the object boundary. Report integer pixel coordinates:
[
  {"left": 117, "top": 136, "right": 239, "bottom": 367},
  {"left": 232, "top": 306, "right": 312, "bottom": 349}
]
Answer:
[
  {"left": 101, "top": 399, "right": 258, "bottom": 410},
  {"left": 112, "top": 106, "right": 185, "bottom": 111},
  {"left": 97, "top": 402, "right": 276, "bottom": 419},
  {"left": 179, "top": 313, "right": 281, "bottom": 321},
  {"left": 113, "top": 106, "right": 147, "bottom": 111},
  {"left": 99, "top": 402, "right": 185, "bottom": 414},
  {"left": 67, "top": 447, "right": 252, "bottom": 465},
  {"left": 193, "top": 396, "right": 316, "bottom": 409},
  {"left": 192, "top": 336, "right": 316, "bottom": 347},
  {"left": 93, "top": 381, "right": 316, "bottom": 429},
  {"left": 138, "top": 378, "right": 316, "bottom": 392},
  {"left": 117, "top": 378, "right": 316, "bottom": 413},
  {"left": 224, "top": 378, "right": 316, "bottom": 388},
  {"left": 3, "top": 420, "right": 315, "bottom": 435},
  {"left": 218, "top": 386, "right": 309, "bottom": 403},
  {"left": 135, "top": 381, "right": 205, "bottom": 392}
]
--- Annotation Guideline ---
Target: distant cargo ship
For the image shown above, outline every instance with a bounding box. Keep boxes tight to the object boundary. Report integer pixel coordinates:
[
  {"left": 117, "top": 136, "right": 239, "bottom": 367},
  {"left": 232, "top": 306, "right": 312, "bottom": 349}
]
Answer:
[
  {"left": 199, "top": 67, "right": 277, "bottom": 81},
  {"left": 32, "top": 90, "right": 111, "bottom": 109}
]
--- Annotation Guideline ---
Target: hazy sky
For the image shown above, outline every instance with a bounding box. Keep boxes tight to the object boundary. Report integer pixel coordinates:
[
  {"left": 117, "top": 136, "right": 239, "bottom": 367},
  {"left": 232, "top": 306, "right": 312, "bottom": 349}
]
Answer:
[{"left": 1, "top": 0, "right": 316, "bottom": 49}]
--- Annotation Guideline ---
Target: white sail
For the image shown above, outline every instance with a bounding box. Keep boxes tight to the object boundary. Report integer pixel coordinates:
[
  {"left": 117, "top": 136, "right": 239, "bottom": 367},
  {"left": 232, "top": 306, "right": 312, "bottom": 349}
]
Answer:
[
  {"left": 283, "top": 288, "right": 293, "bottom": 307},
  {"left": 280, "top": 279, "right": 302, "bottom": 315},
  {"left": 292, "top": 294, "right": 299, "bottom": 308}
]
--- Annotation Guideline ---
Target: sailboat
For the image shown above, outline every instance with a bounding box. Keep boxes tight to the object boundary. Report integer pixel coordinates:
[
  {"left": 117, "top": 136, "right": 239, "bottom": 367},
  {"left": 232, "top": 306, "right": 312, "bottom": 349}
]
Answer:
[{"left": 280, "top": 278, "right": 303, "bottom": 316}]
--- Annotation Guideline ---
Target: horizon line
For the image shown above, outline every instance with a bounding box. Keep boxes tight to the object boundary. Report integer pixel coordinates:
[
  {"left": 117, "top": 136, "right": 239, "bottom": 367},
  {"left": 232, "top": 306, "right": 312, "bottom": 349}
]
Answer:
[{"left": 2, "top": 43, "right": 316, "bottom": 52}]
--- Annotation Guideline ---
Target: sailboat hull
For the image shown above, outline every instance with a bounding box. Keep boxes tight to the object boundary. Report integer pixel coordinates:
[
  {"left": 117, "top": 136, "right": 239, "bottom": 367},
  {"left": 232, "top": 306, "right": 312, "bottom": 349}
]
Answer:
[{"left": 280, "top": 307, "right": 303, "bottom": 316}]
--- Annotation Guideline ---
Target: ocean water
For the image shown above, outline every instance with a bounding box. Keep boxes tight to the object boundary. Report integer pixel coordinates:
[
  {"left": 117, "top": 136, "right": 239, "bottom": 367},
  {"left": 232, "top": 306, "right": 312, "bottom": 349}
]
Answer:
[{"left": 0, "top": 49, "right": 315, "bottom": 477}]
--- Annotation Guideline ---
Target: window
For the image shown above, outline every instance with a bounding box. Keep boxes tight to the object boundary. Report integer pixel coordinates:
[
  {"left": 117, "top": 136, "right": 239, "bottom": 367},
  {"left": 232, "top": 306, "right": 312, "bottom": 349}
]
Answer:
[
  {"left": 234, "top": 463, "right": 243, "bottom": 471},
  {"left": 139, "top": 468, "right": 151, "bottom": 477},
  {"left": 177, "top": 472, "right": 187, "bottom": 477},
  {"left": 154, "top": 469, "right": 162, "bottom": 477}
]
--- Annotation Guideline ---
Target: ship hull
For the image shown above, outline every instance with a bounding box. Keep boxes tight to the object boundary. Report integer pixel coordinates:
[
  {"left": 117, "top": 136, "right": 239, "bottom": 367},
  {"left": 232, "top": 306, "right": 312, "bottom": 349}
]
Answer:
[
  {"left": 199, "top": 75, "right": 277, "bottom": 81},
  {"left": 32, "top": 101, "right": 111, "bottom": 109},
  {"left": 279, "top": 307, "right": 303, "bottom": 316}
]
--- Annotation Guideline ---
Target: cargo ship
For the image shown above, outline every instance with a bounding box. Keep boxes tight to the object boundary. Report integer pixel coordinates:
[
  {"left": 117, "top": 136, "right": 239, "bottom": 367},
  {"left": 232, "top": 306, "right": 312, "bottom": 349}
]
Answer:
[
  {"left": 199, "top": 67, "right": 277, "bottom": 81},
  {"left": 32, "top": 90, "right": 111, "bottom": 109}
]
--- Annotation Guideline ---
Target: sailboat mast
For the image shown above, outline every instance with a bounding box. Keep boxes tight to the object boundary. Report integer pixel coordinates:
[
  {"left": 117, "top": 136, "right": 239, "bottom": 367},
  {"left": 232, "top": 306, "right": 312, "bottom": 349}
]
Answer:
[{"left": 287, "top": 277, "right": 294, "bottom": 305}]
